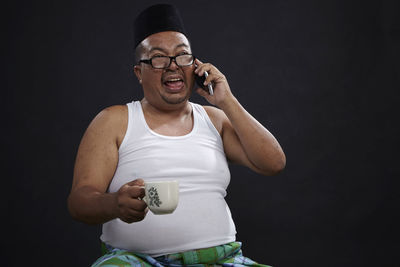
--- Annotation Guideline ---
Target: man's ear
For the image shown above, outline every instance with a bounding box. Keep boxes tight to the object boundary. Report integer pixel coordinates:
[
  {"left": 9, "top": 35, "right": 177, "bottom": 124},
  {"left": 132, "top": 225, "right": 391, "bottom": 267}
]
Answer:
[{"left": 133, "top": 65, "right": 142, "bottom": 84}]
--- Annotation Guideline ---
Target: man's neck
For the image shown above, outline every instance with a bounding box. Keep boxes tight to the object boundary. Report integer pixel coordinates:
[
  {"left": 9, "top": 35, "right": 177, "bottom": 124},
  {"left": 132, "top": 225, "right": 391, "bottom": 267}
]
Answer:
[
  {"left": 140, "top": 98, "right": 194, "bottom": 136},
  {"left": 140, "top": 98, "right": 191, "bottom": 118}
]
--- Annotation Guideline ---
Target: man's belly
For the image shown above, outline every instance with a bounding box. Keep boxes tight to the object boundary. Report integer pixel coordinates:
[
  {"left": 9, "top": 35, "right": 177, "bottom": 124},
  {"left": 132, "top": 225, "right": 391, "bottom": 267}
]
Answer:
[{"left": 100, "top": 192, "right": 236, "bottom": 257}]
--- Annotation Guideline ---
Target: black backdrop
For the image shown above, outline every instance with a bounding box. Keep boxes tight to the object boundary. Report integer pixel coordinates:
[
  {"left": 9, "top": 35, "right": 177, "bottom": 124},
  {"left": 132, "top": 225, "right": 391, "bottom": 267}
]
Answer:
[{"left": 5, "top": 0, "right": 400, "bottom": 266}]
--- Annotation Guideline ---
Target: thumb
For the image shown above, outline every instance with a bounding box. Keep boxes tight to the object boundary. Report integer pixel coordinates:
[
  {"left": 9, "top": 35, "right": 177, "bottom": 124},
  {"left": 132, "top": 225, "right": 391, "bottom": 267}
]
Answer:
[{"left": 127, "top": 178, "right": 145, "bottom": 187}]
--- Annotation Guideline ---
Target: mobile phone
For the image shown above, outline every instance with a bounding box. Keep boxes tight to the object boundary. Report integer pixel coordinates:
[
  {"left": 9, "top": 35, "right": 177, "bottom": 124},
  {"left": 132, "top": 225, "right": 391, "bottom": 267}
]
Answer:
[{"left": 195, "top": 71, "right": 214, "bottom": 95}]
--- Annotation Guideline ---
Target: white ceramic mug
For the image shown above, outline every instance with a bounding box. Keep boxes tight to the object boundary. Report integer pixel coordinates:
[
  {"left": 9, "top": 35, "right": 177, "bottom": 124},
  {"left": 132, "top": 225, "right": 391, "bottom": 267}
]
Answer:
[{"left": 143, "top": 180, "right": 179, "bottom": 215}]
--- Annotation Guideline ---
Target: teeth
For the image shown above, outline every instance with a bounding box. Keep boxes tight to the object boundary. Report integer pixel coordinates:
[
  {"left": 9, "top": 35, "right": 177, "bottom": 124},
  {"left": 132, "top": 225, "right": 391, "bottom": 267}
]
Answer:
[{"left": 167, "top": 78, "right": 182, "bottom": 82}]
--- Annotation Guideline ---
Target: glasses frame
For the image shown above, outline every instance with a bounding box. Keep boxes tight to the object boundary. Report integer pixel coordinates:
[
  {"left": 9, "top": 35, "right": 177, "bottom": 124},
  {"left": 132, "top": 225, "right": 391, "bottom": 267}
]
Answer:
[{"left": 139, "top": 54, "right": 196, "bottom": 69}]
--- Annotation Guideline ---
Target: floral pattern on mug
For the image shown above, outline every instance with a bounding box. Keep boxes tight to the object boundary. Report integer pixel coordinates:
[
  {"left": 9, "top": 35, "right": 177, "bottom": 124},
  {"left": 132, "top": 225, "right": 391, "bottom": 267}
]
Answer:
[{"left": 148, "top": 187, "right": 162, "bottom": 207}]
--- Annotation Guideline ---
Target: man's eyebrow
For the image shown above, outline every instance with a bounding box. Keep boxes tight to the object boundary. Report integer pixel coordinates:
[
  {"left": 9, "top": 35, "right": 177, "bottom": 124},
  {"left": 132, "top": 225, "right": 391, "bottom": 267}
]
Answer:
[{"left": 149, "top": 43, "right": 189, "bottom": 54}]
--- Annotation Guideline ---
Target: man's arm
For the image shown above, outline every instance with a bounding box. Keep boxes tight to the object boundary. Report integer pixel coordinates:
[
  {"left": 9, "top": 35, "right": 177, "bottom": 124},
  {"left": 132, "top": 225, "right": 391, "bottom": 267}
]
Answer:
[
  {"left": 195, "top": 59, "right": 286, "bottom": 176},
  {"left": 67, "top": 105, "right": 147, "bottom": 225}
]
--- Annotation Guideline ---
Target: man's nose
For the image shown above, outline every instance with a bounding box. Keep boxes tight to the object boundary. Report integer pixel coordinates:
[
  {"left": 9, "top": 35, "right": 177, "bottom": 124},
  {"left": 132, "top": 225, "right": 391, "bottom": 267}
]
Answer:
[{"left": 167, "top": 58, "right": 179, "bottom": 70}]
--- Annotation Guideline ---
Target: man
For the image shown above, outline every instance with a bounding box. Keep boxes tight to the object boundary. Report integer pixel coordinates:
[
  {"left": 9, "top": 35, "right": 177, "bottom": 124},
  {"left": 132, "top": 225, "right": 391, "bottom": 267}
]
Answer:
[{"left": 68, "top": 4, "right": 285, "bottom": 267}]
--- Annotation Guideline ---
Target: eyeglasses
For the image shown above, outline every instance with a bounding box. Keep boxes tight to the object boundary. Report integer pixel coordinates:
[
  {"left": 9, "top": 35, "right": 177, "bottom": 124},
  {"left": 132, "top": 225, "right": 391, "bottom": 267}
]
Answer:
[{"left": 139, "top": 54, "right": 195, "bottom": 69}]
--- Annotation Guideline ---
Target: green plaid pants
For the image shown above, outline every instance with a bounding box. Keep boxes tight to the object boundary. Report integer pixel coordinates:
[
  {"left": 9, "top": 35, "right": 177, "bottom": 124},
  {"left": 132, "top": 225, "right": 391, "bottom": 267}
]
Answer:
[{"left": 91, "top": 242, "right": 272, "bottom": 267}]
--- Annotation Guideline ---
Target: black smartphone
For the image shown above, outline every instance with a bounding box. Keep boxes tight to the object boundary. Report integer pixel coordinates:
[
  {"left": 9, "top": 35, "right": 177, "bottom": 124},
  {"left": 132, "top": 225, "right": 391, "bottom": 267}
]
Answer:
[{"left": 195, "top": 71, "right": 214, "bottom": 95}]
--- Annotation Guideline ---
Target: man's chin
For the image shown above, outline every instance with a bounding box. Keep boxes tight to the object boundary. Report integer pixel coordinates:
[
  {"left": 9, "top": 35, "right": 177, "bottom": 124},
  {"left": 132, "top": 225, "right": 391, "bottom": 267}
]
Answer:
[
  {"left": 161, "top": 94, "right": 188, "bottom": 105},
  {"left": 160, "top": 90, "right": 191, "bottom": 105}
]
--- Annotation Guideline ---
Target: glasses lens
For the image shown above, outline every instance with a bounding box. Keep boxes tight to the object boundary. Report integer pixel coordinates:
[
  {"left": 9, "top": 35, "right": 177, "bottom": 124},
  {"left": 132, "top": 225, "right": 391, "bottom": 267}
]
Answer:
[
  {"left": 176, "top": 55, "right": 194, "bottom": 66},
  {"left": 151, "top": 57, "right": 170, "bottom": 69}
]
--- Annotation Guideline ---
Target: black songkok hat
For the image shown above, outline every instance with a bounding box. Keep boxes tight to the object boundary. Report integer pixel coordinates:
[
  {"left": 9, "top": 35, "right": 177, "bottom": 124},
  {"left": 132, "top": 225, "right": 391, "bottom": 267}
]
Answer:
[{"left": 134, "top": 4, "right": 186, "bottom": 47}]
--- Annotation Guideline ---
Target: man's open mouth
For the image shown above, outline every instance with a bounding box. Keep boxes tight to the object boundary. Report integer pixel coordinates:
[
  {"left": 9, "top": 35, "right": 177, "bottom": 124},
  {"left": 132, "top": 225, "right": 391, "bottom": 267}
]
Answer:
[{"left": 163, "top": 77, "right": 184, "bottom": 91}]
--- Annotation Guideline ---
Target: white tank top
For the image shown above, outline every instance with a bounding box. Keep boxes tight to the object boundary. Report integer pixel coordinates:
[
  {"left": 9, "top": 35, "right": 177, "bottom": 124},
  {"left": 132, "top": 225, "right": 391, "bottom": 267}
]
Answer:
[{"left": 100, "top": 100, "right": 236, "bottom": 256}]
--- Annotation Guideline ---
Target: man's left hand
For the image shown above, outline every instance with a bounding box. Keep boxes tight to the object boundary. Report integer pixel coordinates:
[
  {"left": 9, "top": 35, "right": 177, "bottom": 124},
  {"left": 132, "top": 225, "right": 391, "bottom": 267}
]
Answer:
[{"left": 194, "top": 59, "right": 235, "bottom": 109}]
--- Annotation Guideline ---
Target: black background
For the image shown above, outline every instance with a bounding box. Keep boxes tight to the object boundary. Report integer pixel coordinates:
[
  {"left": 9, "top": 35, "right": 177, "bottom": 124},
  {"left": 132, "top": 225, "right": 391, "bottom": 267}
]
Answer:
[{"left": 5, "top": 0, "right": 400, "bottom": 266}]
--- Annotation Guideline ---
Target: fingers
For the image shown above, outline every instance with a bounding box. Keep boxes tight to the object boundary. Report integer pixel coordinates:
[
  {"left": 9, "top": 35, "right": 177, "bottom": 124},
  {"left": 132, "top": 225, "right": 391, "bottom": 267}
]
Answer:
[
  {"left": 129, "top": 186, "right": 145, "bottom": 199},
  {"left": 194, "top": 59, "right": 213, "bottom": 76},
  {"left": 120, "top": 206, "right": 149, "bottom": 223},
  {"left": 203, "top": 72, "right": 215, "bottom": 87},
  {"left": 126, "top": 178, "right": 144, "bottom": 187},
  {"left": 194, "top": 59, "right": 223, "bottom": 85},
  {"left": 123, "top": 179, "right": 145, "bottom": 198},
  {"left": 128, "top": 198, "right": 148, "bottom": 211},
  {"left": 117, "top": 185, "right": 148, "bottom": 223},
  {"left": 120, "top": 184, "right": 145, "bottom": 199},
  {"left": 117, "top": 190, "right": 147, "bottom": 210}
]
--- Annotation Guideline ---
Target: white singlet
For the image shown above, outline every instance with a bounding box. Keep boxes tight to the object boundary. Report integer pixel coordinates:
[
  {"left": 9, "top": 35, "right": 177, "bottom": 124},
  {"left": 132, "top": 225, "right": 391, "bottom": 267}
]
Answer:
[{"left": 100, "top": 100, "right": 236, "bottom": 257}]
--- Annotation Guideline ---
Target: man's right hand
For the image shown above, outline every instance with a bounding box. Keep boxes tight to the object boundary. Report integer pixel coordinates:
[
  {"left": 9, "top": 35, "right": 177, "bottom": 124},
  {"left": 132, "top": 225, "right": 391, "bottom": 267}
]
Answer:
[{"left": 115, "top": 179, "right": 148, "bottom": 223}]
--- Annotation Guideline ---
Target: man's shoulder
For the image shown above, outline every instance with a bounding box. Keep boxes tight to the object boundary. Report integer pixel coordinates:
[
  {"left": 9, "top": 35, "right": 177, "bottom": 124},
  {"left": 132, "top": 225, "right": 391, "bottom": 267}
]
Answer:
[
  {"left": 102, "top": 104, "right": 128, "bottom": 114},
  {"left": 201, "top": 105, "right": 220, "bottom": 114},
  {"left": 90, "top": 104, "right": 128, "bottom": 130},
  {"left": 200, "top": 105, "right": 226, "bottom": 134},
  {"left": 201, "top": 105, "right": 225, "bottom": 120},
  {"left": 87, "top": 105, "right": 129, "bottom": 146}
]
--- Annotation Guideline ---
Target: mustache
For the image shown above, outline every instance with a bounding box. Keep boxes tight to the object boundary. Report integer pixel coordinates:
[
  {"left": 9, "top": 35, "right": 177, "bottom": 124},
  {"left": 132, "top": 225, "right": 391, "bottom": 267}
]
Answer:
[{"left": 162, "top": 72, "right": 184, "bottom": 82}]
